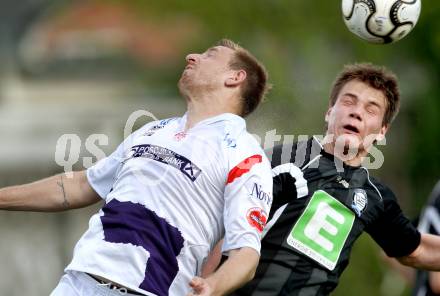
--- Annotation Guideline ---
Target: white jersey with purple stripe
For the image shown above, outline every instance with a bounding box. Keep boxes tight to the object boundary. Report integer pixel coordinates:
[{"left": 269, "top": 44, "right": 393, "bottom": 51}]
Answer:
[{"left": 65, "top": 113, "right": 273, "bottom": 296}]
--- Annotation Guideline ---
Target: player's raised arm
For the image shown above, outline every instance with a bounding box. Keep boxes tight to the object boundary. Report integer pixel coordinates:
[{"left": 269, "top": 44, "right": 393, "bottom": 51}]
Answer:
[
  {"left": 201, "top": 239, "right": 224, "bottom": 277},
  {"left": 0, "top": 170, "right": 101, "bottom": 212},
  {"left": 188, "top": 247, "right": 259, "bottom": 296},
  {"left": 193, "top": 130, "right": 272, "bottom": 295}
]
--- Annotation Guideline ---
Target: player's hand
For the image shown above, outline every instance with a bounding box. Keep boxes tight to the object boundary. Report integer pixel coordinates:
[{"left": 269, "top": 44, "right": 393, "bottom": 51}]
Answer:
[{"left": 187, "top": 276, "right": 214, "bottom": 296}]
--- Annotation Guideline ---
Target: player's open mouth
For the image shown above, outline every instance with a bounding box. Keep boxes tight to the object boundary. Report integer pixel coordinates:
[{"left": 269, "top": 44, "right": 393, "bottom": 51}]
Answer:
[{"left": 343, "top": 124, "right": 359, "bottom": 134}]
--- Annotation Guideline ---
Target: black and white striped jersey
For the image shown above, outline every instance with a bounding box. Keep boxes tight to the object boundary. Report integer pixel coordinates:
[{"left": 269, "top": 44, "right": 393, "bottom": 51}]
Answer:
[
  {"left": 231, "top": 137, "right": 421, "bottom": 296},
  {"left": 413, "top": 181, "right": 440, "bottom": 296}
]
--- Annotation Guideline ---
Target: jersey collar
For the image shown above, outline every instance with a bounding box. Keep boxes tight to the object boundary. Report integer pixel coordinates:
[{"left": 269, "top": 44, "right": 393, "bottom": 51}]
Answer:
[{"left": 179, "top": 112, "right": 246, "bottom": 130}]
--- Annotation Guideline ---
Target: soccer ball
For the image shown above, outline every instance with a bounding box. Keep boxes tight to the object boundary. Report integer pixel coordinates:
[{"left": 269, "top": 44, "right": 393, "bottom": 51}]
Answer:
[{"left": 342, "top": 0, "right": 422, "bottom": 44}]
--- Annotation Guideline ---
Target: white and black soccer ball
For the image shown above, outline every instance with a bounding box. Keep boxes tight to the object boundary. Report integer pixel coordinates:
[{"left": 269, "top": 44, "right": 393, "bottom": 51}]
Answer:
[{"left": 342, "top": 0, "right": 421, "bottom": 44}]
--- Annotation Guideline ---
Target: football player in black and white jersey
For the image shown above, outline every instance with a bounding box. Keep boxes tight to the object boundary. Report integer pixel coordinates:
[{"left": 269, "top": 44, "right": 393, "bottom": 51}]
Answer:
[
  {"left": 205, "top": 63, "right": 440, "bottom": 296},
  {"left": 413, "top": 180, "right": 440, "bottom": 296}
]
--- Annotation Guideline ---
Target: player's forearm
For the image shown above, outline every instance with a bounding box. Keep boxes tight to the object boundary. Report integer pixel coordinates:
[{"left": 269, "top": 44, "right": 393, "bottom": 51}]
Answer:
[
  {"left": 429, "top": 271, "right": 440, "bottom": 293},
  {"left": 0, "top": 176, "right": 64, "bottom": 211},
  {"left": 0, "top": 171, "right": 100, "bottom": 212},
  {"left": 205, "top": 247, "right": 259, "bottom": 295},
  {"left": 201, "top": 239, "right": 223, "bottom": 277}
]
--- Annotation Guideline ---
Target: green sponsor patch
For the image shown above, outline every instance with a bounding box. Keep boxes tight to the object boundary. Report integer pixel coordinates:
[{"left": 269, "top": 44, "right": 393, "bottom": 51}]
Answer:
[{"left": 287, "top": 190, "right": 355, "bottom": 270}]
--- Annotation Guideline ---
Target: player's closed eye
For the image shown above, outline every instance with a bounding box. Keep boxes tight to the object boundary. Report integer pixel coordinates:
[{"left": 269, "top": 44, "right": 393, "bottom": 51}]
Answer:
[
  {"left": 365, "top": 103, "right": 381, "bottom": 116},
  {"left": 366, "top": 107, "right": 378, "bottom": 115},
  {"left": 341, "top": 97, "right": 355, "bottom": 105}
]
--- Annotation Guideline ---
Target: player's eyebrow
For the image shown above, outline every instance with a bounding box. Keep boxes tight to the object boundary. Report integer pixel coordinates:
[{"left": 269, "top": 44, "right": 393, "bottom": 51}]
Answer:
[
  {"left": 368, "top": 100, "right": 382, "bottom": 108},
  {"left": 207, "top": 47, "right": 220, "bottom": 53},
  {"left": 342, "top": 92, "right": 358, "bottom": 100}
]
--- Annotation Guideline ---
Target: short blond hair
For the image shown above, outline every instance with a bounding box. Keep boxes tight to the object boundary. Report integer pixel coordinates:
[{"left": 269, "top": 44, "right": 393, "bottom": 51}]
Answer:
[{"left": 217, "top": 39, "right": 270, "bottom": 117}]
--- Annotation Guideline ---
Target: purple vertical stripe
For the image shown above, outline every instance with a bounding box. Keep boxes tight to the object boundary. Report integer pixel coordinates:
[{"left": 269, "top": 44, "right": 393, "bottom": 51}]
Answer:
[{"left": 101, "top": 199, "right": 184, "bottom": 295}]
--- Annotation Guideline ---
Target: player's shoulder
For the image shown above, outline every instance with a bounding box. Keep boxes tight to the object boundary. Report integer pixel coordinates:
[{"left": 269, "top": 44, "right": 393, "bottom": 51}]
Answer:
[
  {"left": 220, "top": 122, "right": 270, "bottom": 169},
  {"left": 227, "top": 131, "right": 268, "bottom": 166},
  {"left": 218, "top": 117, "right": 260, "bottom": 151},
  {"left": 236, "top": 130, "right": 261, "bottom": 149},
  {"left": 367, "top": 174, "right": 397, "bottom": 201},
  {"left": 268, "top": 137, "right": 320, "bottom": 168},
  {"left": 268, "top": 142, "right": 297, "bottom": 168}
]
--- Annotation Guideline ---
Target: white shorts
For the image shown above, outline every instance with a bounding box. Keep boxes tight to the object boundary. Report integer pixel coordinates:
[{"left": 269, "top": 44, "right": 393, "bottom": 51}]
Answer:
[{"left": 50, "top": 271, "right": 144, "bottom": 296}]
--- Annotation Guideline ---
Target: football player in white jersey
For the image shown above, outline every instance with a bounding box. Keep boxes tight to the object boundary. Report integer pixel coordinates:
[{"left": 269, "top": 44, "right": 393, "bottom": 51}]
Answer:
[{"left": 0, "top": 39, "right": 273, "bottom": 296}]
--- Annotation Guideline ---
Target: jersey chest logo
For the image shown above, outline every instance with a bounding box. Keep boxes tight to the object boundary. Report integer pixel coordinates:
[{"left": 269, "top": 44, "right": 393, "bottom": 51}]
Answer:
[
  {"left": 286, "top": 190, "right": 354, "bottom": 270},
  {"left": 129, "top": 144, "right": 202, "bottom": 181}
]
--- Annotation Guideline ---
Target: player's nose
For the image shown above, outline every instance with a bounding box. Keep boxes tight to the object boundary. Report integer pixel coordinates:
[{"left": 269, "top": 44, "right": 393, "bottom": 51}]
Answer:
[
  {"left": 186, "top": 53, "right": 199, "bottom": 64},
  {"left": 349, "top": 108, "right": 363, "bottom": 121}
]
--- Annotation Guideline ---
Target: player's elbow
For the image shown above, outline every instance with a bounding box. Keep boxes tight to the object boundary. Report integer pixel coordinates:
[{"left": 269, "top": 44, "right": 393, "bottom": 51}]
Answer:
[
  {"left": 396, "top": 242, "right": 426, "bottom": 269},
  {"left": 430, "top": 281, "right": 440, "bottom": 294},
  {"left": 396, "top": 252, "right": 420, "bottom": 268},
  {"left": 396, "top": 255, "right": 416, "bottom": 267},
  {"left": 246, "top": 263, "right": 257, "bottom": 281},
  {"left": 429, "top": 272, "right": 440, "bottom": 293},
  {"left": 68, "top": 170, "right": 101, "bottom": 209}
]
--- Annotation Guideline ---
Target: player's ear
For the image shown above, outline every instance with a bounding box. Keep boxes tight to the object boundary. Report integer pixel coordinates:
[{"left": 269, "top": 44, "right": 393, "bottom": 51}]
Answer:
[
  {"left": 225, "top": 69, "right": 246, "bottom": 87},
  {"left": 325, "top": 107, "right": 332, "bottom": 123},
  {"left": 375, "top": 124, "right": 388, "bottom": 142}
]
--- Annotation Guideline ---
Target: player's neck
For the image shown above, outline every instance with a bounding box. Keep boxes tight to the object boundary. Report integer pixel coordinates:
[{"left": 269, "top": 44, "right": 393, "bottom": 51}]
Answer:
[
  {"left": 323, "top": 142, "right": 368, "bottom": 167},
  {"left": 184, "top": 94, "right": 240, "bottom": 130}
]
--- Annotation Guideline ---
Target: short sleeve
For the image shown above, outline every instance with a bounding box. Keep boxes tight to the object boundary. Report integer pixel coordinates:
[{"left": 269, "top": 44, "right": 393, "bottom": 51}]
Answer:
[
  {"left": 86, "top": 122, "right": 154, "bottom": 199},
  {"left": 366, "top": 185, "right": 421, "bottom": 257},
  {"left": 221, "top": 143, "right": 273, "bottom": 255}
]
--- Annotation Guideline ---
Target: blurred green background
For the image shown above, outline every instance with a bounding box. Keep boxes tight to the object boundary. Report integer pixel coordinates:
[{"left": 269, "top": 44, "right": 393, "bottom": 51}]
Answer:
[{"left": 0, "top": 0, "right": 438, "bottom": 295}]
